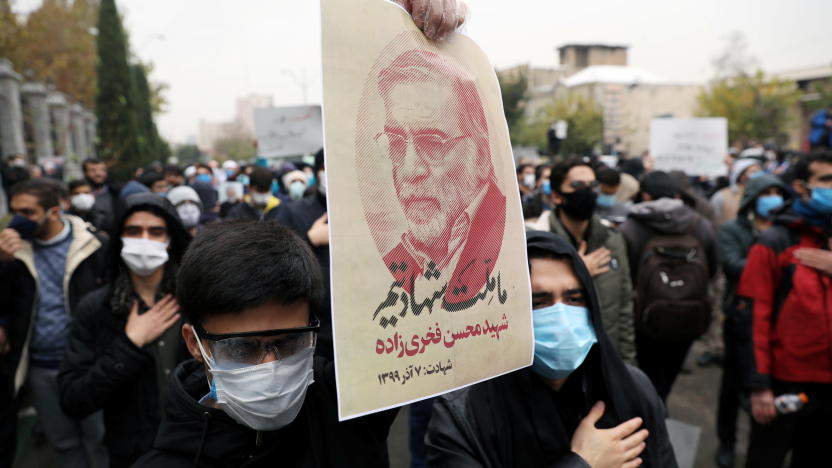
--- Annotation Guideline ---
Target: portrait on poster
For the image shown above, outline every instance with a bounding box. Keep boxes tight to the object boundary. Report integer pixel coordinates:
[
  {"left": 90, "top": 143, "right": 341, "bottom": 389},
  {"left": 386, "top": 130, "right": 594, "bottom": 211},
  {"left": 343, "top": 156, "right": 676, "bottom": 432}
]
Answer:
[
  {"left": 323, "top": 0, "right": 532, "bottom": 420},
  {"left": 355, "top": 34, "right": 509, "bottom": 330}
]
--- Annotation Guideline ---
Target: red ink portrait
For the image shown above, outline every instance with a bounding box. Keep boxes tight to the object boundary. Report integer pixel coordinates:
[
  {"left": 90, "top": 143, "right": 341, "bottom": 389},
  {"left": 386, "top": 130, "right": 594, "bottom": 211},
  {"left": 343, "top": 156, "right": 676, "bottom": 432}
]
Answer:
[{"left": 356, "top": 33, "right": 507, "bottom": 315}]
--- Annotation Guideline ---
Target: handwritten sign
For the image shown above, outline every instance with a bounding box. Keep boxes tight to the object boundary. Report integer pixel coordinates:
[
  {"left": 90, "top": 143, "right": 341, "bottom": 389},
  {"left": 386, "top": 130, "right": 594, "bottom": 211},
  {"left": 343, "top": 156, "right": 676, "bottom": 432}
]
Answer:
[
  {"left": 253, "top": 105, "right": 323, "bottom": 158},
  {"left": 650, "top": 118, "right": 728, "bottom": 177},
  {"left": 322, "top": 0, "right": 533, "bottom": 420}
]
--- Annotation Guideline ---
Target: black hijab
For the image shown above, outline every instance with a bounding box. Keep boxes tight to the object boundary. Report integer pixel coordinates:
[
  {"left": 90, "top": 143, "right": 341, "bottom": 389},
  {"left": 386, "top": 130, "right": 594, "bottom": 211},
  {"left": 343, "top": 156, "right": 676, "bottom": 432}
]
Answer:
[{"left": 458, "top": 231, "right": 665, "bottom": 466}]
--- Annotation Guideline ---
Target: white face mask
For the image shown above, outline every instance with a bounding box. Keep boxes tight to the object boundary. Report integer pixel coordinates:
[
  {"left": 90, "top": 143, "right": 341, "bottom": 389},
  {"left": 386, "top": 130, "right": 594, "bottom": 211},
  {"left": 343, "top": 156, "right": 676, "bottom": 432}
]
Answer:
[
  {"left": 318, "top": 171, "right": 326, "bottom": 197},
  {"left": 121, "top": 237, "right": 169, "bottom": 276},
  {"left": 250, "top": 191, "right": 271, "bottom": 206},
  {"left": 70, "top": 193, "right": 96, "bottom": 212},
  {"left": 176, "top": 203, "right": 201, "bottom": 228},
  {"left": 195, "top": 333, "right": 315, "bottom": 431}
]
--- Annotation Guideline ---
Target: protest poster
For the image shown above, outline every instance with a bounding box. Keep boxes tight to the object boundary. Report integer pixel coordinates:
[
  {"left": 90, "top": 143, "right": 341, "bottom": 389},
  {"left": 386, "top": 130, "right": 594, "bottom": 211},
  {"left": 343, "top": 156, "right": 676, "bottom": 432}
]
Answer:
[
  {"left": 321, "top": 0, "right": 533, "bottom": 420},
  {"left": 650, "top": 117, "right": 728, "bottom": 177},
  {"left": 253, "top": 105, "right": 323, "bottom": 158}
]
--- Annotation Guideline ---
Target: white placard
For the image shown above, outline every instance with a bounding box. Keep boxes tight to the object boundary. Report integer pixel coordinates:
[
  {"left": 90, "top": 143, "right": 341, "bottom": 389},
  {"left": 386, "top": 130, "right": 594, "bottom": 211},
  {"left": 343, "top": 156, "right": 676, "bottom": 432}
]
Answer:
[
  {"left": 650, "top": 118, "right": 727, "bottom": 177},
  {"left": 254, "top": 105, "right": 323, "bottom": 158}
]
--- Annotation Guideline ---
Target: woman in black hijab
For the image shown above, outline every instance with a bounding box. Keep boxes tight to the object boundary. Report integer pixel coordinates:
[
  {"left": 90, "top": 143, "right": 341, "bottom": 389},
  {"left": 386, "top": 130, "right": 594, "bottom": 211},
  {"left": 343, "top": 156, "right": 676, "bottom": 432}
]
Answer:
[{"left": 426, "top": 231, "right": 677, "bottom": 467}]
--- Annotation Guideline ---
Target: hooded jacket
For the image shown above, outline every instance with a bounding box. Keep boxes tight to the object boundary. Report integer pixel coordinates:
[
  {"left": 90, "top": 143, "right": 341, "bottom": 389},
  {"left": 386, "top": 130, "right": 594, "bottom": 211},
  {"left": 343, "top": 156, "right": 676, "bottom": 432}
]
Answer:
[
  {"left": 718, "top": 174, "right": 791, "bottom": 313},
  {"left": 717, "top": 174, "right": 790, "bottom": 389},
  {"left": 133, "top": 358, "right": 397, "bottom": 468},
  {"left": 57, "top": 193, "right": 192, "bottom": 467},
  {"left": 0, "top": 214, "right": 108, "bottom": 395},
  {"left": 425, "top": 231, "right": 677, "bottom": 468},
  {"left": 528, "top": 211, "right": 635, "bottom": 364},
  {"left": 736, "top": 195, "right": 832, "bottom": 388},
  {"left": 619, "top": 198, "right": 718, "bottom": 283}
]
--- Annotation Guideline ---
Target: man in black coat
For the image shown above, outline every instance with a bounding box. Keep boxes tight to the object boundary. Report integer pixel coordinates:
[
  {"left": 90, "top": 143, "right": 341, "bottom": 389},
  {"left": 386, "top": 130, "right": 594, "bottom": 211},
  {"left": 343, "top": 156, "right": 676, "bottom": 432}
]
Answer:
[
  {"left": 133, "top": 221, "right": 397, "bottom": 467},
  {"left": 426, "top": 231, "right": 677, "bottom": 467},
  {"left": 713, "top": 173, "right": 789, "bottom": 468},
  {"left": 58, "top": 193, "right": 192, "bottom": 468}
]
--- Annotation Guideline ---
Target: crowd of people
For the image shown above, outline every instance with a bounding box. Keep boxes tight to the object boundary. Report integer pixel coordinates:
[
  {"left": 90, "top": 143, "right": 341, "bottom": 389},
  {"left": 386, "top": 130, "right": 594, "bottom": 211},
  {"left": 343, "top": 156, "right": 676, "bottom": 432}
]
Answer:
[
  {"left": 517, "top": 147, "right": 832, "bottom": 468},
  {"left": 0, "top": 0, "right": 830, "bottom": 467}
]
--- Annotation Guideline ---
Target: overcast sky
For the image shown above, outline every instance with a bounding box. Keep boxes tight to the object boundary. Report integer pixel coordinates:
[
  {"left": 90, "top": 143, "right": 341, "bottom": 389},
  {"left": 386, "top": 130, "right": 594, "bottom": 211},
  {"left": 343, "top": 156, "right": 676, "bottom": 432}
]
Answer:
[{"left": 13, "top": 0, "right": 832, "bottom": 143}]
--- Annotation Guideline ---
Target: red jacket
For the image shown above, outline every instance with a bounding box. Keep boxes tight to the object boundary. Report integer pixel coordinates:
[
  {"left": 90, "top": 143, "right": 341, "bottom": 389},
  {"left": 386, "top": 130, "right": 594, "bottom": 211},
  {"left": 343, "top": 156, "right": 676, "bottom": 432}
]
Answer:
[{"left": 737, "top": 217, "right": 832, "bottom": 388}]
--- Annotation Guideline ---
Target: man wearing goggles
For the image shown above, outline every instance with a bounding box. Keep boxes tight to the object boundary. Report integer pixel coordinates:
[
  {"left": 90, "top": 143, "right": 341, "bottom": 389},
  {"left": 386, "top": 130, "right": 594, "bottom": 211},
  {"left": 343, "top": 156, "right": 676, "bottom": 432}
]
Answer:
[{"left": 134, "top": 221, "right": 397, "bottom": 467}]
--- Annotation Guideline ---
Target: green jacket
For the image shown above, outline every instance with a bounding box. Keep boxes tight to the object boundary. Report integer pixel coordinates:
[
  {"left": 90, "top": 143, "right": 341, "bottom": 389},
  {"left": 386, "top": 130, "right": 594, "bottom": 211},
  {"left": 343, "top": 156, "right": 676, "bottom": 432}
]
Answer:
[{"left": 538, "top": 210, "right": 636, "bottom": 364}]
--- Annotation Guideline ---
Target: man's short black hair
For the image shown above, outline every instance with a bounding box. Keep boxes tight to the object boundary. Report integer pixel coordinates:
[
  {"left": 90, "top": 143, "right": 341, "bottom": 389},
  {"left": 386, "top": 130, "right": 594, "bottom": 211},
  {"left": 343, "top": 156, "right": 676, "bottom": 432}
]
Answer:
[
  {"left": 793, "top": 151, "right": 832, "bottom": 182},
  {"left": 596, "top": 167, "right": 621, "bottom": 186},
  {"left": 249, "top": 166, "right": 274, "bottom": 191},
  {"left": 138, "top": 171, "right": 164, "bottom": 189},
  {"left": 516, "top": 163, "right": 534, "bottom": 175},
  {"left": 82, "top": 157, "right": 104, "bottom": 172},
  {"left": 534, "top": 164, "right": 551, "bottom": 182},
  {"left": 9, "top": 178, "right": 65, "bottom": 210},
  {"left": 176, "top": 220, "right": 323, "bottom": 325},
  {"left": 164, "top": 164, "right": 183, "bottom": 176},
  {"left": 550, "top": 157, "right": 593, "bottom": 194},
  {"left": 68, "top": 179, "right": 90, "bottom": 192}
]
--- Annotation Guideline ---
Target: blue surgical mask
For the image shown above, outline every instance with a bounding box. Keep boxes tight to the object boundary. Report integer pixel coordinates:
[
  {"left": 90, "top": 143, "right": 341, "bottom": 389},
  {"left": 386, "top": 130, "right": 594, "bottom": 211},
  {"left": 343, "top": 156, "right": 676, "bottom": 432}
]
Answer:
[
  {"left": 288, "top": 181, "right": 306, "bottom": 200},
  {"left": 596, "top": 193, "right": 617, "bottom": 208},
  {"left": 808, "top": 187, "right": 832, "bottom": 215},
  {"left": 8, "top": 214, "right": 39, "bottom": 240},
  {"left": 531, "top": 303, "right": 597, "bottom": 380},
  {"left": 755, "top": 194, "right": 784, "bottom": 218},
  {"left": 195, "top": 174, "right": 212, "bottom": 184},
  {"left": 749, "top": 170, "right": 765, "bottom": 180},
  {"left": 307, "top": 174, "right": 317, "bottom": 188},
  {"left": 542, "top": 180, "right": 552, "bottom": 196}
]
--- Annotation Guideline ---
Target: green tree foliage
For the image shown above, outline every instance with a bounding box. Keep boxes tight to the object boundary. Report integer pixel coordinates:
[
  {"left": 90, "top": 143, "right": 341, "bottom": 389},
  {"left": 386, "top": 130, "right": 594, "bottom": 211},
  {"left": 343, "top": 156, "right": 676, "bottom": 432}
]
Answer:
[
  {"left": 130, "top": 63, "right": 165, "bottom": 164},
  {"left": 0, "top": 0, "right": 98, "bottom": 107},
  {"left": 173, "top": 144, "right": 203, "bottom": 165},
  {"left": 514, "top": 94, "right": 603, "bottom": 156},
  {"left": 214, "top": 127, "right": 256, "bottom": 162},
  {"left": 696, "top": 70, "right": 800, "bottom": 146},
  {"left": 807, "top": 78, "right": 832, "bottom": 114},
  {"left": 497, "top": 68, "right": 527, "bottom": 142},
  {"left": 95, "top": 0, "right": 140, "bottom": 179}
]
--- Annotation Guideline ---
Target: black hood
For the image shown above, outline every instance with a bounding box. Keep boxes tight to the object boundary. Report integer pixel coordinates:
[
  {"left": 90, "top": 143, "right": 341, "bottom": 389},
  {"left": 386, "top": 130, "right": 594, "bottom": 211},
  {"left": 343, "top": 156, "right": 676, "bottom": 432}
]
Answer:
[
  {"left": 526, "top": 230, "right": 604, "bottom": 331},
  {"left": 738, "top": 173, "right": 791, "bottom": 216},
  {"left": 521, "top": 231, "right": 666, "bottom": 463},
  {"left": 111, "top": 193, "right": 192, "bottom": 273}
]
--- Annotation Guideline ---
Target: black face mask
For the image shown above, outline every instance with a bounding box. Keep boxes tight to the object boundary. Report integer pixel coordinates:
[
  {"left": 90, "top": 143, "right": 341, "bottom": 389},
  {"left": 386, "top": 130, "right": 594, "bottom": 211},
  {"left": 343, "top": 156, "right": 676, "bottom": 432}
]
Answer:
[{"left": 558, "top": 188, "right": 597, "bottom": 221}]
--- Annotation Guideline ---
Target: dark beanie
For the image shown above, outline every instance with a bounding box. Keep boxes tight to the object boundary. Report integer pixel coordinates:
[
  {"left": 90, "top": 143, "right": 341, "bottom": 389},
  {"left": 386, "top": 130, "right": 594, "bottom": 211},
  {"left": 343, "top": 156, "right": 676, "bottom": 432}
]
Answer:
[{"left": 641, "top": 171, "right": 677, "bottom": 200}]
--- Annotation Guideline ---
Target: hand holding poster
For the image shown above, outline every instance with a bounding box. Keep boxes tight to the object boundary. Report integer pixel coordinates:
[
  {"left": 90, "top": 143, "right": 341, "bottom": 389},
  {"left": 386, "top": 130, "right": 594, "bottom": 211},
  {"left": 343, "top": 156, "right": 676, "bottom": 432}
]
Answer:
[
  {"left": 650, "top": 118, "right": 728, "bottom": 177},
  {"left": 322, "top": 0, "right": 533, "bottom": 420}
]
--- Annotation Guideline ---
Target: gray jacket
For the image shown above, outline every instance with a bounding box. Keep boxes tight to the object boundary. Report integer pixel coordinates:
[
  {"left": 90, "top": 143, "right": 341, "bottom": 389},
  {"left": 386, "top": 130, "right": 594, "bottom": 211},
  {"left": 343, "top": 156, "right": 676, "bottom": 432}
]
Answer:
[{"left": 531, "top": 211, "right": 636, "bottom": 364}]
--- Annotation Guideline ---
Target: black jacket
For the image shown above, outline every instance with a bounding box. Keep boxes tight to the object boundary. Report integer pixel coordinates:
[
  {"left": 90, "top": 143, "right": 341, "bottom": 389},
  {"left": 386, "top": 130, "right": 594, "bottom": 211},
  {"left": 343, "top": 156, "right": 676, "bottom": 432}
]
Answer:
[
  {"left": 133, "top": 358, "right": 397, "bottom": 468},
  {"left": 0, "top": 215, "right": 108, "bottom": 395},
  {"left": 426, "top": 231, "right": 677, "bottom": 468},
  {"left": 58, "top": 193, "right": 192, "bottom": 467},
  {"left": 619, "top": 198, "right": 718, "bottom": 282},
  {"left": 58, "top": 286, "right": 190, "bottom": 467},
  {"left": 717, "top": 174, "right": 790, "bottom": 314}
]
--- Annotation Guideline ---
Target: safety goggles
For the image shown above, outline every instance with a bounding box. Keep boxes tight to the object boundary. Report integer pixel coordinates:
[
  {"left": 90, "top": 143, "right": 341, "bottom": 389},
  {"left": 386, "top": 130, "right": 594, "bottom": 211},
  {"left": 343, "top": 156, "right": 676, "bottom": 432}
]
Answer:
[{"left": 194, "top": 318, "right": 319, "bottom": 366}]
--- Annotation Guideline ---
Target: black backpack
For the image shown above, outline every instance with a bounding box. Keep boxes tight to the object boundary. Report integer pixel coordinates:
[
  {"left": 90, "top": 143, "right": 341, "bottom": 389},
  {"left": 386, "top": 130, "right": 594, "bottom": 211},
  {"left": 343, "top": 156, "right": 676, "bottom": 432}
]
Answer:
[{"left": 634, "top": 215, "right": 712, "bottom": 342}]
